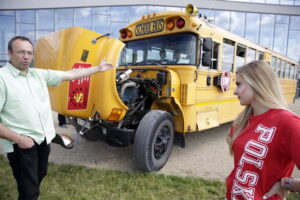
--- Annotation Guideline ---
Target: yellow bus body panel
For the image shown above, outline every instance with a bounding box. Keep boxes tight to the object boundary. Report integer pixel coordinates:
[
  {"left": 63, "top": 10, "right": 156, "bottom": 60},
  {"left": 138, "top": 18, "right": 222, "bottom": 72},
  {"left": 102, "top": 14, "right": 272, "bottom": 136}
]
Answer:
[{"left": 35, "top": 27, "right": 127, "bottom": 120}]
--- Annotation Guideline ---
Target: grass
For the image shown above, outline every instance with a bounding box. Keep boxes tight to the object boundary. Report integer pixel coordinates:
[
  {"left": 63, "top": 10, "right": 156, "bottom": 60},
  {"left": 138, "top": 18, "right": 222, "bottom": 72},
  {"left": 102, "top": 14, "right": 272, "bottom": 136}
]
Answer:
[{"left": 0, "top": 155, "right": 299, "bottom": 200}]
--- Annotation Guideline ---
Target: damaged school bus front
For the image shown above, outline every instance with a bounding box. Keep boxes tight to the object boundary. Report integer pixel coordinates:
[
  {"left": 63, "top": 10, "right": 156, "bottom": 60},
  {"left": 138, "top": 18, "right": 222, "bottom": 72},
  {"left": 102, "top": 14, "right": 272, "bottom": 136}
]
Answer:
[{"left": 35, "top": 26, "right": 180, "bottom": 173}]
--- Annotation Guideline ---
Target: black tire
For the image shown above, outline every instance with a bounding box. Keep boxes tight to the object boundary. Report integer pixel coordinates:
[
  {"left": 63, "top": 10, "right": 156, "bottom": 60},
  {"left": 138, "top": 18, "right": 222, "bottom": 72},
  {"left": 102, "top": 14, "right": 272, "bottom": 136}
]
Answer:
[{"left": 133, "top": 110, "right": 174, "bottom": 172}]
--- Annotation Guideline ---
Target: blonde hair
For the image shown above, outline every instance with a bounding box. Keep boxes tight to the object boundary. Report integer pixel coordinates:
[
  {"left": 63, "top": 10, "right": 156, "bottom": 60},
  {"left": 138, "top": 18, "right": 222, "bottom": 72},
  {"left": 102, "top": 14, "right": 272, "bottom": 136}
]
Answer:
[{"left": 227, "top": 60, "right": 287, "bottom": 149}]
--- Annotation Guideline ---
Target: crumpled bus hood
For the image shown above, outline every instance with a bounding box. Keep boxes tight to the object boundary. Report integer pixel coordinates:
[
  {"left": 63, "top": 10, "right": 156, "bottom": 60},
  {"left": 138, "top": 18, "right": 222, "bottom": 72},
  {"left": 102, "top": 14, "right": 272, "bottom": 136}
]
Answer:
[{"left": 35, "top": 27, "right": 127, "bottom": 121}]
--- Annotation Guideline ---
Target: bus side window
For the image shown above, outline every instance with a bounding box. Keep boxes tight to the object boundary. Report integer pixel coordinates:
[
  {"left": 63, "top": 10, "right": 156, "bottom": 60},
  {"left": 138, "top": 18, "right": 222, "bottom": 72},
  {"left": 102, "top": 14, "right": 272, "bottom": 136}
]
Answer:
[
  {"left": 201, "top": 38, "right": 213, "bottom": 68},
  {"left": 222, "top": 38, "right": 235, "bottom": 72},
  {"left": 247, "top": 48, "right": 256, "bottom": 63},
  {"left": 281, "top": 61, "right": 286, "bottom": 78},
  {"left": 236, "top": 45, "right": 246, "bottom": 68},
  {"left": 257, "top": 51, "right": 264, "bottom": 60},
  {"left": 276, "top": 59, "right": 282, "bottom": 77},
  {"left": 212, "top": 42, "right": 219, "bottom": 70},
  {"left": 285, "top": 63, "right": 291, "bottom": 78},
  {"left": 290, "top": 65, "right": 295, "bottom": 79},
  {"left": 271, "top": 56, "right": 277, "bottom": 71}
]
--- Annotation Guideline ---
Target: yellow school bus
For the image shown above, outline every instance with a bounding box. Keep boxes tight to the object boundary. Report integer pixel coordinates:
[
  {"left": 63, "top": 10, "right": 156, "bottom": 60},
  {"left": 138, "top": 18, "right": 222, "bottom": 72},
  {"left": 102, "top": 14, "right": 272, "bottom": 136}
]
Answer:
[{"left": 35, "top": 4, "right": 299, "bottom": 172}]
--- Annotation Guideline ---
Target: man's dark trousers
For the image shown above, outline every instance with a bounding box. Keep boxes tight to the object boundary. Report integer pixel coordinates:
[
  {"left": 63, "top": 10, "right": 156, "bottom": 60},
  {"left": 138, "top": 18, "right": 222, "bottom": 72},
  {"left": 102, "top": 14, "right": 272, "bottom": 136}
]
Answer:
[{"left": 7, "top": 139, "right": 50, "bottom": 200}]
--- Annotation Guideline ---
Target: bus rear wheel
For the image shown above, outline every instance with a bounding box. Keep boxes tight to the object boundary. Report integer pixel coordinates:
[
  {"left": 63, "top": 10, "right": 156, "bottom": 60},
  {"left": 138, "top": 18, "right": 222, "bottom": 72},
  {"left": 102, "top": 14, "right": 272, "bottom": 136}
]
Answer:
[{"left": 133, "top": 110, "right": 174, "bottom": 172}]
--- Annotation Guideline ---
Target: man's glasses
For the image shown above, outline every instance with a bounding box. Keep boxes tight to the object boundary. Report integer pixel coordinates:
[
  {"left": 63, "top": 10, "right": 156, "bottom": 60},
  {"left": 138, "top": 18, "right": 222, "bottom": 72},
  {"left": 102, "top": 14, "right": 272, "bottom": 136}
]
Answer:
[{"left": 13, "top": 50, "right": 34, "bottom": 57}]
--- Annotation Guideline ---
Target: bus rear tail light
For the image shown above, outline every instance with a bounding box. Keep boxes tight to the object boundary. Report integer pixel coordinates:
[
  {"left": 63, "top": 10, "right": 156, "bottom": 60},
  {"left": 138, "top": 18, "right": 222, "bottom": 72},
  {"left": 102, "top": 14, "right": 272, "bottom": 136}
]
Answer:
[
  {"left": 176, "top": 18, "right": 185, "bottom": 28},
  {"left": 166, "top": 20, "right": 175, "bottom": 30}
]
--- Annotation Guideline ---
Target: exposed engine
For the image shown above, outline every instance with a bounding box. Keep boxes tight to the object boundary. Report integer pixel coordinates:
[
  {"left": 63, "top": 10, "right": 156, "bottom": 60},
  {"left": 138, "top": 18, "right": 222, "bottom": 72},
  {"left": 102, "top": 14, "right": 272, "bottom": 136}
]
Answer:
[{"left": 115, "top": 69, "right": 161, "bottom": 129}]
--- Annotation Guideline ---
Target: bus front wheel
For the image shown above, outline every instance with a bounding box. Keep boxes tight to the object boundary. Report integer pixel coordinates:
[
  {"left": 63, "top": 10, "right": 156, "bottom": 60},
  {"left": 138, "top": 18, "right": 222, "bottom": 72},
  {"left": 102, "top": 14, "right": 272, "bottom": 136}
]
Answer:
[{"left": 133, "top": 110, "right": 174, "bottom": 172}]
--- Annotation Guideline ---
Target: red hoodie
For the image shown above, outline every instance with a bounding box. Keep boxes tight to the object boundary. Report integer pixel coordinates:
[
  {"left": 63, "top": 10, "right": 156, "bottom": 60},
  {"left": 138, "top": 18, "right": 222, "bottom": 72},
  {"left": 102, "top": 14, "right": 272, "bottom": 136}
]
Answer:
[{"left": 226, "top": 109, "right": 300, "bottom": 200}]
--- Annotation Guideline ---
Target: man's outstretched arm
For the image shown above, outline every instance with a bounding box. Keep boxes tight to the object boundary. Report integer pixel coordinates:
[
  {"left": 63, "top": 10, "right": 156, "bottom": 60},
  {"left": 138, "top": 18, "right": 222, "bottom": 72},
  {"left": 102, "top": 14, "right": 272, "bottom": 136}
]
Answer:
[{"left": 61, "top": 58, "right": 114, "bottom": 81}]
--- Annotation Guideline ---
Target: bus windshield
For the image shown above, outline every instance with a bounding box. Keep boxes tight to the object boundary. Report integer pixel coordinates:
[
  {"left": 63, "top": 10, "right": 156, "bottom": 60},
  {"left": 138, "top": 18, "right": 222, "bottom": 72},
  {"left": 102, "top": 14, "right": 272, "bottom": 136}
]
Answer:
[{"left": 119, "top": 33, "right": 197, "bottom": 66}]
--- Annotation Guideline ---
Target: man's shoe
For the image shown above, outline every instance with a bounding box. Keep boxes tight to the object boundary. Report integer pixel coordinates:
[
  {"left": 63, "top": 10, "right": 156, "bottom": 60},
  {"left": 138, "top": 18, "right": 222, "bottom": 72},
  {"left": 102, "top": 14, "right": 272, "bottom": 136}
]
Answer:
[{"left": 52, "top": 134, "right": 74, "bottom": 149}]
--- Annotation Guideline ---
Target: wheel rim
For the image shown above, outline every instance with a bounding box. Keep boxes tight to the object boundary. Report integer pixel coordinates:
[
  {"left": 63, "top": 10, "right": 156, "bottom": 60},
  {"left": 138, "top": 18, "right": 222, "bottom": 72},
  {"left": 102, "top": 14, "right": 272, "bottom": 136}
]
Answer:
[{"left": 154, "top": 126, "right": 170, "bottom": 159}]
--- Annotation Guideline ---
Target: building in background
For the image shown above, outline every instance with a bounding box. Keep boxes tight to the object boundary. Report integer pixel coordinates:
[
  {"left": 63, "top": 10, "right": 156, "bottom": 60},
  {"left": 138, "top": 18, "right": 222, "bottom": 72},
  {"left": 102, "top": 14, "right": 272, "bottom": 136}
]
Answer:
[{"left": 0, "top": 0, "right": 299, "bottom": 66}]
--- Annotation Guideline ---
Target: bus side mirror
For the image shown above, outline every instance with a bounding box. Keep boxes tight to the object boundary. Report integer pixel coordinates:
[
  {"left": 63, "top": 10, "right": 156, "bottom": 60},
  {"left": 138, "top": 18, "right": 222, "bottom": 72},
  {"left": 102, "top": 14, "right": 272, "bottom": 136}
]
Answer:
[
  {"left": 202, "top": 52, "right": 212, "bottom": 67},
  {"left": 203, "top": 38, "right": 212, "bottom": 51}
]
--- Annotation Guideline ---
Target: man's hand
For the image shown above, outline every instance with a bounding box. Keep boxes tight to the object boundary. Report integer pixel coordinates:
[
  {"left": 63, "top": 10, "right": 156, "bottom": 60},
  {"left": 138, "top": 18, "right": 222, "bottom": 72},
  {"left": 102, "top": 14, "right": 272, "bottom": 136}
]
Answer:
[
  {"left": 16, "top": 135, "right": 35, "bottom": 149},
  {"left": 96, "top": 58, "right": 114, "bottom": 72},
  {"left": 263, "top": 181, "right": 288, "bottom": 199},
  {"left": 0, "top": 124, "right": 35, "bottom": 149}
]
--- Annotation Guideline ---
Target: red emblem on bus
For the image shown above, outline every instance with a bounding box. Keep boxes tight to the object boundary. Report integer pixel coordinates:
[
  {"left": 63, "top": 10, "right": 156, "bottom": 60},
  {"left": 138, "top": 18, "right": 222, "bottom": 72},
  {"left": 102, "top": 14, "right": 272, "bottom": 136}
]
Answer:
[
  {"left": 67, "top": 63, "right": 92, "bottom": 110},
  {"left": 221, "top": 71, "right": 231, "bottom": 92}
]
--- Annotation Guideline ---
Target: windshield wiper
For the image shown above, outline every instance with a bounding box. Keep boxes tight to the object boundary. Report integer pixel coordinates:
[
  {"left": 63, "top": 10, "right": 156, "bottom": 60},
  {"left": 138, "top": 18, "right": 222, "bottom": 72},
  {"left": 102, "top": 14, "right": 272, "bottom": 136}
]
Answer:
[
  {"left": 123, "top": 60, "right": 165, "bottom": 67},
  {"left": 147, "top": 60, "right": 165, "bottom": 67},
  {"left": 124, "top": 61, "right": 145, "bottom": 66}
]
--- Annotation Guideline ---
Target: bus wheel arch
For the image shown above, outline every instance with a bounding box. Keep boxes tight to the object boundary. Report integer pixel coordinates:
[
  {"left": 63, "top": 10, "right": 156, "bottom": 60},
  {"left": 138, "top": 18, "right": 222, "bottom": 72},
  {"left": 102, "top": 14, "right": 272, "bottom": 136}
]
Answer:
[{"left": 151, "top": 97, "right": 185, "bottom": 133}]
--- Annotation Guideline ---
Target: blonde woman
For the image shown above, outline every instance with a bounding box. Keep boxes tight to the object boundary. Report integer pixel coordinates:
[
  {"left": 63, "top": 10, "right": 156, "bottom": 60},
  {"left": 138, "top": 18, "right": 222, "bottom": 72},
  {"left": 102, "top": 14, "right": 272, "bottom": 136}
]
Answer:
[{"left": 225, "top": 61, "right": 300, "bottom": 200}]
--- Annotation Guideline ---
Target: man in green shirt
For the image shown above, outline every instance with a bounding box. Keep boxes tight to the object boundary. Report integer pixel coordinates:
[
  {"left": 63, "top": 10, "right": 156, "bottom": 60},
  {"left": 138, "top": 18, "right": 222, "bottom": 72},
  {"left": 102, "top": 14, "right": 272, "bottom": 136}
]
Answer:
[{"left": 0, "top": 36, "right": 113, "bottom": 200}]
